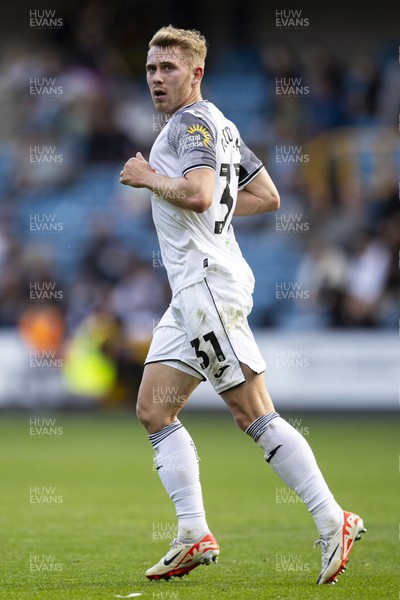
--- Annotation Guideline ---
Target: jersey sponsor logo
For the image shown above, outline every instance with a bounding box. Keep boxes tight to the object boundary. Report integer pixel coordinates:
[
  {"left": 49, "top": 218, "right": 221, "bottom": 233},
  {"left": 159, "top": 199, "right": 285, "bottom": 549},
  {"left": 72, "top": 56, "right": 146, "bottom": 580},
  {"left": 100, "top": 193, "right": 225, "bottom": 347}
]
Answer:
[{"left": 183, "top": 124, "right": 212, "bottom": 147}]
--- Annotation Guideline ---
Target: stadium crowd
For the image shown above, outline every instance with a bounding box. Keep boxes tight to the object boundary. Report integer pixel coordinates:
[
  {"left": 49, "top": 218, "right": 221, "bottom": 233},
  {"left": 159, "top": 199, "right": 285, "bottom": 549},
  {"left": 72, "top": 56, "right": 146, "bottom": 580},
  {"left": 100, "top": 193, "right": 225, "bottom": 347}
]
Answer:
[{"left": 0, "top": 3, "right": 399, "bottom": 404}]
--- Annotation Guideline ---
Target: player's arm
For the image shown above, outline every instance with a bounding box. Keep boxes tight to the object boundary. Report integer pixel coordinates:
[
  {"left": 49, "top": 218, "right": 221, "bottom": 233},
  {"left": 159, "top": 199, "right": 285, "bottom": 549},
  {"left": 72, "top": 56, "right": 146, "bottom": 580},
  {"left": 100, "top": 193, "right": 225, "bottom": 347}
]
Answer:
[
  {"left": 234, "top": 167, "right": 280, "bottom": 216},
  {"left": 120, "top": 152, "right": 213, "bottom": 213}
]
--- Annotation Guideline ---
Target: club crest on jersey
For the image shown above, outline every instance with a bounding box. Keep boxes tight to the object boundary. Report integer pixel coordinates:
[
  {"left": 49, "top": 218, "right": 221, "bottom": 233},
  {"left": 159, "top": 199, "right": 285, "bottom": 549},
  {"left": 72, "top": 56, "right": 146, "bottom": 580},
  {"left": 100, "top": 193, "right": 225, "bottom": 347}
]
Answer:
[{"left": 185, "top": 124, "right": 211, "bottom": 147}]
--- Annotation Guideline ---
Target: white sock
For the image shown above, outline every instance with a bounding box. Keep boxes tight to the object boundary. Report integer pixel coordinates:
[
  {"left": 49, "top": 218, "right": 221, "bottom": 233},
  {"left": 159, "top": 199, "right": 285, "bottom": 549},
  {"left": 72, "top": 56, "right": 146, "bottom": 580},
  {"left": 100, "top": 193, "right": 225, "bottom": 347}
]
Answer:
[
  {"left": 246, "top": 413, "right": 343, "bottom": 537},
  {"left": 149, "top": 420, "right": 210, "bottom": 542}
]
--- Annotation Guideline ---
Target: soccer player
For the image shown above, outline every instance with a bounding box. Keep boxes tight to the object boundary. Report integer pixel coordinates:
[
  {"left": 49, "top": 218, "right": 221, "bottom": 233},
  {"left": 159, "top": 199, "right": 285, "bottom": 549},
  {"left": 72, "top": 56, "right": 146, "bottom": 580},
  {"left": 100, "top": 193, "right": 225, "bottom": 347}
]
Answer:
[{"left": 120, "top": 25, "right": 366, "bottom": 585}]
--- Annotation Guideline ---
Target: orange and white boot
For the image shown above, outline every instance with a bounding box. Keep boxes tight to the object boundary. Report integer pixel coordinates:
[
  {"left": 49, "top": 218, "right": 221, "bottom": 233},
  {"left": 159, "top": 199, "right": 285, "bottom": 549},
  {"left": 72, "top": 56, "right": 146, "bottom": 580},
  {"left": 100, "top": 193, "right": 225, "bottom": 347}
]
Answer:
[
  {"left": 146, "top": 532, "right": 220, "bottom": 580},
  {"left": 315, "top": 511, "right": 366, "bottom": 585}
]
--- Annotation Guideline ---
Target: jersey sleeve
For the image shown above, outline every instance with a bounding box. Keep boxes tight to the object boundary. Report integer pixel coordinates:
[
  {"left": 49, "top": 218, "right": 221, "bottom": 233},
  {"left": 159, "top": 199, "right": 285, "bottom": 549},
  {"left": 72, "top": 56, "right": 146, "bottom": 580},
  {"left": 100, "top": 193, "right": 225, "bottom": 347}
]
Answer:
[
  {"left": 238, "top": 138, "right": 263, "bottom": 189},
  {"left": 167, "top": 109, "right": 217, "bottom": 176}
]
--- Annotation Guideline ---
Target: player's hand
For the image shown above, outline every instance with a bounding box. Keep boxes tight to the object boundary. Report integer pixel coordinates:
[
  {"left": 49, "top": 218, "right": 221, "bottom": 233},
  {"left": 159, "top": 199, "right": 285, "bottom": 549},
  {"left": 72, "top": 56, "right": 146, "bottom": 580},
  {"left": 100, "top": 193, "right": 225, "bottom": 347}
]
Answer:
[{"left": 120, "top": 152, "right": 155, "bottom": 187}]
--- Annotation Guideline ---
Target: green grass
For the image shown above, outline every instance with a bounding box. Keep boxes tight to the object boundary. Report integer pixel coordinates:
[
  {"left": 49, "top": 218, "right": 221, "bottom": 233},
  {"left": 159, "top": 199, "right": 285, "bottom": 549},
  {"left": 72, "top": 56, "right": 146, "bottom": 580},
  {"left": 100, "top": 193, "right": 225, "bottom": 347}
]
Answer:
[{"left": 0, "top": 410, "right": 398, "bottom": 599}]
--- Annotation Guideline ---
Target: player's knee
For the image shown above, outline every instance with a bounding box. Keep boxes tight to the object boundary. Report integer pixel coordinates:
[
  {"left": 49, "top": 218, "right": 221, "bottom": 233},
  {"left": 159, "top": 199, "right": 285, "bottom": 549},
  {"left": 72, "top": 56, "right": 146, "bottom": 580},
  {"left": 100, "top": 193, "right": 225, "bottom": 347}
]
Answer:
[
  {"left": 136, "top": 403, "right": 146, "bottom": 428},
  {"left": 136, "top": 390, "right": 153, "bottom": 429},
  {"left": 136, "top": 389, "right": 176, "bottom": 433},
  {"left": 136, "top": 402, "right": 163, "bottom": 433}
]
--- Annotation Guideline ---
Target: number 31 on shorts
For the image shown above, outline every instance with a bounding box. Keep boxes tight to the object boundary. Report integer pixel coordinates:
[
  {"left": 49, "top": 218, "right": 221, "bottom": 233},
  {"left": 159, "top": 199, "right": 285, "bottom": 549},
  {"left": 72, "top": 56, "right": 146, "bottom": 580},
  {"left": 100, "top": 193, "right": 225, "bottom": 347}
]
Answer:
[{"left": 190, "top": 330, "right": 226, "bottom": 369}]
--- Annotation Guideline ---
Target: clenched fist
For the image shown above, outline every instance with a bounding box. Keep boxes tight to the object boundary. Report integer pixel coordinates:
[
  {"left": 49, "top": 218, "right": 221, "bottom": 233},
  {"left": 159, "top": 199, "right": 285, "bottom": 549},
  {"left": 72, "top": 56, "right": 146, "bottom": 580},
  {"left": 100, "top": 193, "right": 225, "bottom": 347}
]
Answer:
[{"left": 120, "top": 152, "right": 155, "bottom": 188}]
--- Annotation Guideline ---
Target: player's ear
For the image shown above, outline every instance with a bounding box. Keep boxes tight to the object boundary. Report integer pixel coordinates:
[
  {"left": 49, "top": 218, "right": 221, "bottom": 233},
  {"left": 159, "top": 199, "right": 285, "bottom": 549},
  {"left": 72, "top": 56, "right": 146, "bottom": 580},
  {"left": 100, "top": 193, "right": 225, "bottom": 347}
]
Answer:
[{"left": 193, "top": 66, "right": 204, "bottom": 83}]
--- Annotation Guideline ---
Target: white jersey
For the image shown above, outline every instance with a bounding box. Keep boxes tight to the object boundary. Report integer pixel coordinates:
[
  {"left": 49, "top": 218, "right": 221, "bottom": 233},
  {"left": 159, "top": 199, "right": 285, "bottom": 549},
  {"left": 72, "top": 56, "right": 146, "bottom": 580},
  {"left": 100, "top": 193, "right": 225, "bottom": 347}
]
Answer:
[{"left": 149, "top": 100, "right": 263, "bottom": 296}]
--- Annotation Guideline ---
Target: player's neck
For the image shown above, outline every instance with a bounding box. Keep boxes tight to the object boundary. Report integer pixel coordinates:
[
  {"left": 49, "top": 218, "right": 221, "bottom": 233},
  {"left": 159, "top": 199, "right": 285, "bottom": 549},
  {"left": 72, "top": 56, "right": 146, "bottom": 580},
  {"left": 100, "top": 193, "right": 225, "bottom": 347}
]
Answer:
[{"left": 173, "top": 93, "right": 203, "bottom": 114}]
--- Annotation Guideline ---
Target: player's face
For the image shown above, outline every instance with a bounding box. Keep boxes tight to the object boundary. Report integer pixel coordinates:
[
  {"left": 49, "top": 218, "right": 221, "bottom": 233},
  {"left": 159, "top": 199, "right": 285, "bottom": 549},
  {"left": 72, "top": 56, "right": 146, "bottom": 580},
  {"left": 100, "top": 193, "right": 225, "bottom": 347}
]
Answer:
[{"left": 146, "top": 46, "right": 202, "bottom": 115}]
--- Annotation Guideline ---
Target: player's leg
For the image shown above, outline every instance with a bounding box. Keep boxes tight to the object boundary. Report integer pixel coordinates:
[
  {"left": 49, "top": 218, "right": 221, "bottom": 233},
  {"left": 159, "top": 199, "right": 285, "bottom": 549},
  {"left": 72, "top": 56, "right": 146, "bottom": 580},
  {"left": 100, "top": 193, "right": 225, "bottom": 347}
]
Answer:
[
  {"left": 221, "top": 365, "right": 365, "bottom": 584},
  {"left": 137, "top": 361, "right": 219, "bottom": 579},
  {"left": 136, "top": 361, "right": 196, "bottom": 433},
  {"left": 221, "top": 365, "right": 343, "bottom": 535},
  {"left": 137, "top": 362, "right": 208, "bottom": 542},
  {"left": 218, "top": 362, "right": 275, "bottom": 429},
  {"left": 195, "top": 271, "right": 365, "bottom": 585}
]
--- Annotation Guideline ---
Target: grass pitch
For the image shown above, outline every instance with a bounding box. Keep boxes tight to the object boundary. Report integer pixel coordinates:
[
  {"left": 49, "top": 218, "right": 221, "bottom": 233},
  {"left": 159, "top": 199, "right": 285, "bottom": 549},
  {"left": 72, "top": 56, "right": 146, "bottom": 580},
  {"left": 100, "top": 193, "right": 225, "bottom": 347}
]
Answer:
[{"left": 0, "top": 410, "right": 398, "bottom": 599}]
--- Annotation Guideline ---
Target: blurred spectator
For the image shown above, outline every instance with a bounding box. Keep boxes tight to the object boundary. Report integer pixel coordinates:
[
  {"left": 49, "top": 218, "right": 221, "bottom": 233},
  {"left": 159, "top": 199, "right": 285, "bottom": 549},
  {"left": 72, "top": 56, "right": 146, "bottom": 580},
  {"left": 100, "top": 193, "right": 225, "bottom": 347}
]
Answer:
[
  {"left": 85, "top": 96, "right": 134, "bottom": 163},
  {"left": 18, "top": 305, "right": 65, "bottom": 352},
  {"left": 375, "top": 46, "right": 400, "bottom": 126},
  {"left": 62, "top": 306, "right": 120, "bottom": 405},
  {"left": 376, "top": 210, "right": 400, "bottom": 327},
  {"left": 334, "top": 229, "right": 391, "bottom": 327},
  {"left": 295, "top": 236, "right": 348, "bottom": 327},
  {"left": 341, "top": 52, "right": 379, "bottom": 126},
  {"left": 0, "top": 234, "right": 66, "bottom": 327},
  {"left": 108, "top": 257, "right": 169, "bottom": 358},
  {"left": 79, "top": 219, "right": 133, "bottom": 284}
]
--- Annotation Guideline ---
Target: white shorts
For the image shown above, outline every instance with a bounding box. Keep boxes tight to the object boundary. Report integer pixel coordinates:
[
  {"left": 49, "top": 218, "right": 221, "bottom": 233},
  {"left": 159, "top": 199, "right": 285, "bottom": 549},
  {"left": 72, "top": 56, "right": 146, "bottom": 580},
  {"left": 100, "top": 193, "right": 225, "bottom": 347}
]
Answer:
[{"left": 145, "top": 271, "right": 266, "bottom": 394}]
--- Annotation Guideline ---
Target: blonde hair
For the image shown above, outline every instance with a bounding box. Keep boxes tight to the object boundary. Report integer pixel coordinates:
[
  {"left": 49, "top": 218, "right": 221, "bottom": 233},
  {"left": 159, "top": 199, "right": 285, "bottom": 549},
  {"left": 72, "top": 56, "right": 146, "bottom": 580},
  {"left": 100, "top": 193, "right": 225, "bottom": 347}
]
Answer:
[{"left": 148, "top": 25, "right": 208, "bottom": 68}]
